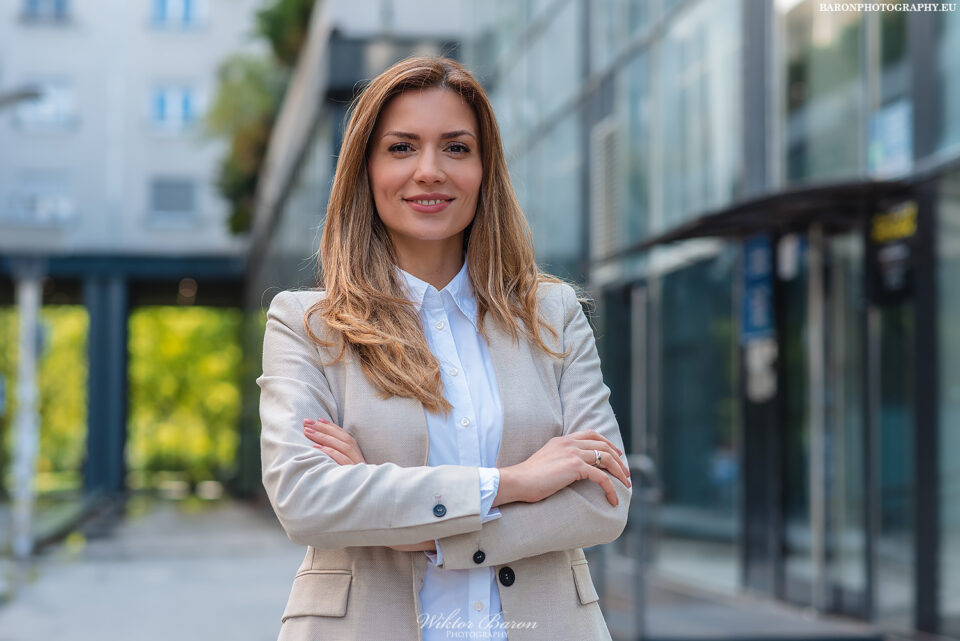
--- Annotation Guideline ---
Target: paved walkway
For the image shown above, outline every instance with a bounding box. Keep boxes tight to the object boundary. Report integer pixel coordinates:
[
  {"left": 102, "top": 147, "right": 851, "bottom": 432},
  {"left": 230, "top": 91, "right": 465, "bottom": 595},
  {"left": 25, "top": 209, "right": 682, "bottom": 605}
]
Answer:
[
  {"left": 0, "top": 495, "right": 305, "bottom": 641},
  {"left": 643, "top": 575, "right": 885, "bottom": 641},
  {"left": 0, "top": 495, "right": 889, "bottom": 641}
]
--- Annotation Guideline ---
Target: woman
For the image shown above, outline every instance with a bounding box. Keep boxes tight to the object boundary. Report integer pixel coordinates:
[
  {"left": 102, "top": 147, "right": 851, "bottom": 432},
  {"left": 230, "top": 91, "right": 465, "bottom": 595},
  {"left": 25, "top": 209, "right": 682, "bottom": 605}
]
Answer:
[{"left": 258, "top": 56, "right": 632, "bottom": 641}]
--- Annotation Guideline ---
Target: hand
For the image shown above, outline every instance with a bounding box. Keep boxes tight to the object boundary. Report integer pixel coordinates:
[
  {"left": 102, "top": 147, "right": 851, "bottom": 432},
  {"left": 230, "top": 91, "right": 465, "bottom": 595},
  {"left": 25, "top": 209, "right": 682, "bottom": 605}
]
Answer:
[
  {"left": 303, "top": 418, "right": 366, "bottom": 465},
  {"left": 302, "top": 418, "right": 433, "bottom": 554},
  {"left": 494, "top": 430, "right": 631, "bottom": 507}
]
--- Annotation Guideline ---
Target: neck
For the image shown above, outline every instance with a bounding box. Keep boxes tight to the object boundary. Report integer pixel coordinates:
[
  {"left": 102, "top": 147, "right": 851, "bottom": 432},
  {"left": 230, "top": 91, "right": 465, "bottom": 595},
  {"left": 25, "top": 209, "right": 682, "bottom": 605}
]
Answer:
[{"left": 393, "top": 238, "right": 465, "bottom": 291}]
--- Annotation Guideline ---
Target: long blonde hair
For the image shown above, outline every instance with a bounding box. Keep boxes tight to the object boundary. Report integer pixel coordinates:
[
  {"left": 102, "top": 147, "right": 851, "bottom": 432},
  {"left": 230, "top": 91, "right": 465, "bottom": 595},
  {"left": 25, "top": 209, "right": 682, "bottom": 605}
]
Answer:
[{"left": 305, "top": 56, "right": 583, "bottom": 416}]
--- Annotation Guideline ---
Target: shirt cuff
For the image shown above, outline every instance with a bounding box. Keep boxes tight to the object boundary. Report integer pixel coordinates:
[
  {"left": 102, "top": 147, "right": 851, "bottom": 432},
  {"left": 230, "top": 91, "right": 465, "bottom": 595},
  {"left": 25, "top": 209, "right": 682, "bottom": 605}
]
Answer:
[
  {"left": 425, "top": 540, "right": 443, "bottom": 566},
  {"left": 478, "top": 467, "right": 502, "bottom": 524}
]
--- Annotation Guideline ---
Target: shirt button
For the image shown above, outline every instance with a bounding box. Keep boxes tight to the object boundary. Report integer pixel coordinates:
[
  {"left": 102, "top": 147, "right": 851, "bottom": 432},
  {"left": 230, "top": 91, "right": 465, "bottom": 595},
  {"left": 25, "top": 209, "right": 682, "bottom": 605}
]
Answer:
[
  {"left": 433, "top": 504, "right": 447, "bottom": 517},
  {"left": 473, "top": 550, "right": 486, "bottom": 564},
  {"left": 460, "top": 417, "right": 470, "bottom": 427},
  {"left": 448, "top": 367, "right": 459, "bottom": 376},
  {"left": 434, "top": 320, "right": 445, "bottom": 330},
  {"left": 474, "top": 601, "right": 484, "bottom": 611}
]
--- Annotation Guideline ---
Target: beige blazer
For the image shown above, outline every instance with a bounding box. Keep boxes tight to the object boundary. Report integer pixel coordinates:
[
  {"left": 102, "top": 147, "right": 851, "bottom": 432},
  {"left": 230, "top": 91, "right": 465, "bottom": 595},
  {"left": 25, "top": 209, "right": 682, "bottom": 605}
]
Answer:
[{"left": 258, "top": 281, "right": 631, "bottom": 641}]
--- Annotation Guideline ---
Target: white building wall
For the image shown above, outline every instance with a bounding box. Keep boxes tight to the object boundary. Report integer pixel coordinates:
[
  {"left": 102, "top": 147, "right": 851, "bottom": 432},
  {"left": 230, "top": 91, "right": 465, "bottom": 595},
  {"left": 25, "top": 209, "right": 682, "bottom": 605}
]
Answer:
[{"left": 0, "top": 0, "right": 266, "bottom": 255}]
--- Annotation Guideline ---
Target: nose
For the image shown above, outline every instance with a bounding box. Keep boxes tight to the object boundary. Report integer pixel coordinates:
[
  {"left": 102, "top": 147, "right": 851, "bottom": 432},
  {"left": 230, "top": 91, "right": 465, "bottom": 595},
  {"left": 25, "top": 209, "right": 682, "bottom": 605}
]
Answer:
[{"left": 413, "top": 148, "right": 444, "bottom": 184}]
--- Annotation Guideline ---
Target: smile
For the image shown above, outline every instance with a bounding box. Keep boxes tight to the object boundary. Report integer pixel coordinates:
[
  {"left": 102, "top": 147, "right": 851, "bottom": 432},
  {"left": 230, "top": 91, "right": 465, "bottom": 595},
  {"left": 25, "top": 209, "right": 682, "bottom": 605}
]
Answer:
[{"left": 403, "top": 198, "right": 454, "bottom": 213}]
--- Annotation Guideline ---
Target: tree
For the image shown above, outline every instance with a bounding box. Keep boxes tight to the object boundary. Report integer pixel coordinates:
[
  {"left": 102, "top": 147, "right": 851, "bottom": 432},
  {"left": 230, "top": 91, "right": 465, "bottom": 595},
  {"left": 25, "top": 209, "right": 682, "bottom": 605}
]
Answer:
[
  {"left": 206, "top": 0, "right": 316, "bottom": 234},
  {"left": 127, "top": 307, "right": 243, "bottom": 485}
]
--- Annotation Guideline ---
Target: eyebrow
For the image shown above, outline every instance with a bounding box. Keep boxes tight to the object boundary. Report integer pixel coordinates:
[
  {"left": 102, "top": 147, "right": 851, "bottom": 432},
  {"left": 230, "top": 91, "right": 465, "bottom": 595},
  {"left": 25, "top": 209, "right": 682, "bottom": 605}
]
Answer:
[{"left": 382, "top": 129, "right": 476, "bottom": 141}]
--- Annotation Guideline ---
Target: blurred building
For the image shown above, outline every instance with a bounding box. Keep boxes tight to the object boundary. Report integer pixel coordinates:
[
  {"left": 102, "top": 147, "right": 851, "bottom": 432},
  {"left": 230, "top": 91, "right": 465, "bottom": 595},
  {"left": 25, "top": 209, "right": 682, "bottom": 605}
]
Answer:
[
  {"left": 249, "top": 0, "right": 960, "bottom": 639},
  {"left": 0, "top": 0, "right": 260, "bottom": 496},
  {"left": 0, "top": 0, "right": 260, "bottom": 255}
]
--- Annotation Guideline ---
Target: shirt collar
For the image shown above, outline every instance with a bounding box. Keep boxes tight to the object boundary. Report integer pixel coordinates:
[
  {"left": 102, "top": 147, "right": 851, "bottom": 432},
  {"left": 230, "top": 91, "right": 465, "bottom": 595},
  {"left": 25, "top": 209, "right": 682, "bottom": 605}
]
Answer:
[{"left": 395, "top": 255, "right": 479, "bottom": 330}]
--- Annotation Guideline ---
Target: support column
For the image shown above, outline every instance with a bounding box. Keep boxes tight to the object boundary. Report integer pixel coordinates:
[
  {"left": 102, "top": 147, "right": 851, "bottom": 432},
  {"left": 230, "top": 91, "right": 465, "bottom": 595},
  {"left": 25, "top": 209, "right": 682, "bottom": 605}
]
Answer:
[
  {"left": 11, "top": 260, "right": 44, "bottom": 559},
  {"left": 84, "top": 275, "right": 129, "bottom": 495}
]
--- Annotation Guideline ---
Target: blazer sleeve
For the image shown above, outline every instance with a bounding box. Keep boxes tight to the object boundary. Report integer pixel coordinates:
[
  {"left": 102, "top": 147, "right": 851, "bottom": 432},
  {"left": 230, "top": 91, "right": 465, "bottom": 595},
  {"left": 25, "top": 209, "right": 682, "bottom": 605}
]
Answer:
[
  {"left": 258, "top": 290, "right": 486, "bottom": 549},
  {"left": 433, "top": 283, "right": 632, "bottom": 569}
]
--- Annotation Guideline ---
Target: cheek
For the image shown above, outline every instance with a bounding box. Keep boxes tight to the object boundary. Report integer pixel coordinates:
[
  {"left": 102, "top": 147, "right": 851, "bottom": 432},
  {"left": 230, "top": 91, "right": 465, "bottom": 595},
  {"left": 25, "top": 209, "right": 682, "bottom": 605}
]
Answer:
[
  {"left": 459, "top": 162, "right": 483, "bottom": 203},
  {"left": 368, "top": 161, "right": 400, "bottom": 199}
]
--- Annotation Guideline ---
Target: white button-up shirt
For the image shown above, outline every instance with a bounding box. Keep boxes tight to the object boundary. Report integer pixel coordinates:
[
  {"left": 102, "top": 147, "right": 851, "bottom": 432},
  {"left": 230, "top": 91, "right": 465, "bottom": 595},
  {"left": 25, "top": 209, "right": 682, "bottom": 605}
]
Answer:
[{"left": 395, "top": 257, "right": 508, "bottom": 641}]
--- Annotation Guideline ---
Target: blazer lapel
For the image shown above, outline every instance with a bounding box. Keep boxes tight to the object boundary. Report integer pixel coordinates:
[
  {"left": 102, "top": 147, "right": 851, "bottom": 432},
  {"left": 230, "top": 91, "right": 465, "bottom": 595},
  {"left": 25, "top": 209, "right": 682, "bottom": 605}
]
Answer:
[{"left": 485, "top": 314, "right": 528, "bottom": 470}]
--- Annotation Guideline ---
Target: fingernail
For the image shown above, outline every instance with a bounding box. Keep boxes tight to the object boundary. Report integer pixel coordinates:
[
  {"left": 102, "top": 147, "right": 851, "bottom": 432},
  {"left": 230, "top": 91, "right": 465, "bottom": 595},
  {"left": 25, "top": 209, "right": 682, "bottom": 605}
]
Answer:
[
  {"left": 304, "top": 426, "right": 315, "bottom": 434},
  {"left": 303, "top": 419, "right": 315, "bottom": 425}
]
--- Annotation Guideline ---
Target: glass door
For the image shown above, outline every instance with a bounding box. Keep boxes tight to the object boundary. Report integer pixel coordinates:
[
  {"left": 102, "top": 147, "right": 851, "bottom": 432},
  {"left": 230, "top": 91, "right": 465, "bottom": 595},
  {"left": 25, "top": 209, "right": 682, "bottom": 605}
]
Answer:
[
  {"left": 779, "top": 227, "right": 869, "bottom": 616},
  {"left": 867, "top": 297, "right": 916, "bottom": 630}
]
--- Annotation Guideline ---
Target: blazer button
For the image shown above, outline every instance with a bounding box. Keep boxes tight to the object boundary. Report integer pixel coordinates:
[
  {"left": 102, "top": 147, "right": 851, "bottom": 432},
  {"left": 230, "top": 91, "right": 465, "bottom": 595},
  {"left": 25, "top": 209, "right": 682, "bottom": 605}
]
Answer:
[
  {"left": 433, "top": 504, "right": 447, "bottom": 517},
  {"left": 473, "top": 550, "right": 486, "bottom": 564},
  {"left": 498, "top": 566, "right": 515, "bottom": 587}
]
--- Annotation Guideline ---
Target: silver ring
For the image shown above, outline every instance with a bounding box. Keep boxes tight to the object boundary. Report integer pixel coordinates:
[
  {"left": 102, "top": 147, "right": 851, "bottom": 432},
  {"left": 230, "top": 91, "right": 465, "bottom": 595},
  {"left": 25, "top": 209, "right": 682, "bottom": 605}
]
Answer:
[{"left": 593, "top": 449, "right": 602, "bottom": 467}]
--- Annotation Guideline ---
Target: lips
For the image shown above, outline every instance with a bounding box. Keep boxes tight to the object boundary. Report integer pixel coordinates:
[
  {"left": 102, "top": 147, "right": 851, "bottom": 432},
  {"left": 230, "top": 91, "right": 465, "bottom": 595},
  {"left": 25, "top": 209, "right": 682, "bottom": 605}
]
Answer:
[
  {"left": 403, "top": 193, "right": 455, "bottom": 205},
  {"left": 403, "top": 197, "right": 453, "bottom": 214}
]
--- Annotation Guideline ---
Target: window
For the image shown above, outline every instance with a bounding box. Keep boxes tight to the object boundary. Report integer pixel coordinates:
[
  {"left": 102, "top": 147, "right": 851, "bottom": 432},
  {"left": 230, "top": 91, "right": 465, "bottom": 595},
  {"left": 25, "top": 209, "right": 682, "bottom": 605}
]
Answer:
[
  {"left": 658, "top": 0, "right": 742, "bottom": 229},
  {"left": 15, "top": 80, "right": 77, "bottom": 130},
  {"left": 4, "top": 169, "right": 75, "bottom": 225},
  {"left": 22, "top": 0, "right": 70, "bottom": 22},
  {"left": 151, "top": 0, "right": 200, "bottom": 29},
  {"left": 778, "top": 1, "right": 866, "bottom": 184},
  {"left": 936, "top": 9, "right": 960, "bottom": 154},
  {"left": 149, "top": 178, "right": 197, "bottom": 226},
  {"left": 150, "top": 85, "right": 200, "bottom": 131}
]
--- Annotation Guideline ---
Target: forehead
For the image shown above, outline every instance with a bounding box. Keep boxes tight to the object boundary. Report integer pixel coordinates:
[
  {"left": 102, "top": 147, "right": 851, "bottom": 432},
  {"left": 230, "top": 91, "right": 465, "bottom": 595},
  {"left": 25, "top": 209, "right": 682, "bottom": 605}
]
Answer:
[{"left": 374, "top": 88, "right": 478, "bottom": 135}]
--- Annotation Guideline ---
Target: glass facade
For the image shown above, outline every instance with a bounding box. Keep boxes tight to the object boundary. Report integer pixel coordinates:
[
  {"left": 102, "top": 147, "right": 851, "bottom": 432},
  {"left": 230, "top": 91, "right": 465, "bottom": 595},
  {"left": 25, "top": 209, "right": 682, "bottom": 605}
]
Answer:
[
  {"left": 529, "top": 113, "right": 582, "bottom": 279},
  {"left": 873, "top": 297, "right": 916, "bottom": 631},
  {"left": 939, "top": 167, "right": 960, "bottom": 636},
  {"left": 653, "top": 250, "right": 740, "bottom": 592},
  {"left": 937, "top": 10, "right": 960, "bottom": 154},
  {"left": 657, "top": 0, "right": 741, "bottom": 231},
  {"left": 825, "top": 234, "right": 868, "bottom": 610},
  {"left": 778, "top": 2, "right": 866, "bottom": 183},
  {"left": 623, "top": 51, "right": 650, "bottom": 246}
]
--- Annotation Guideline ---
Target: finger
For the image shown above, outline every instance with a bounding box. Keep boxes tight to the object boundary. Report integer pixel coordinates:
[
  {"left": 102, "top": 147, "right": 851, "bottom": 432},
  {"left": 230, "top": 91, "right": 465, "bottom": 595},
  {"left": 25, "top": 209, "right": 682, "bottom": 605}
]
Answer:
[
  {"left": 585, "top": 449, "right": 631, "bottom": 490},
  {"left": 573, "top": 439, "right": 631, "bottom": 485},
  {"left": 588, "top": 465, "right": 620, "bottom": 506},
  {"left": 305, "top": 421, "right": 363, "bottom": 459},
  {"left": 316, "top": 440, "right": 362, "bottom": 465},
  {"left": 598, "top": 446, "right": 631, "bottom": 488},
  {"left": 304, "top": 418, "right": 358, "bottom": 447},
  {"left": 304, "top": 425, "right": 356, "bottom": 456},
  {"left": 568, "top": 430, "right": 623, "bottom": 456},
  {"left": 313, "top": 444, "right": 355, "bottom": 465}
]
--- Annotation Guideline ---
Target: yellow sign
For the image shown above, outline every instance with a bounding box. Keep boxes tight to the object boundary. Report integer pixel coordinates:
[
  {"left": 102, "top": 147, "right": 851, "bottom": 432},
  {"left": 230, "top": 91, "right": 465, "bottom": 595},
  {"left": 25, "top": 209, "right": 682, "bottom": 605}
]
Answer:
[{"left": 871, "top": 201, "right": 918, "bottom": 244}]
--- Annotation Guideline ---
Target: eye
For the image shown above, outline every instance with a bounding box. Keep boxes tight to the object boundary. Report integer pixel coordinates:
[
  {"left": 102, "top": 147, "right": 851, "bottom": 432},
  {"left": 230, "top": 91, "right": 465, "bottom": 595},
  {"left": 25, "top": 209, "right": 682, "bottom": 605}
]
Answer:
[
  {"left": 388, "top": 142, "right": 414, "bottom": 153},
  {"left": 447, "top": 142, "right": 470, "bottom": 154}
]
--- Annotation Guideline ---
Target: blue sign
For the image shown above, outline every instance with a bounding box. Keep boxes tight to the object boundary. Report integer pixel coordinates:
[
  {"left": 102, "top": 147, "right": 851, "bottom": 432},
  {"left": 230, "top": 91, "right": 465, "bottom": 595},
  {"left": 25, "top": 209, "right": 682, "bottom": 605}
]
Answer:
[{"left": 741, "top": 234, "right": 774, "bottom": 344}]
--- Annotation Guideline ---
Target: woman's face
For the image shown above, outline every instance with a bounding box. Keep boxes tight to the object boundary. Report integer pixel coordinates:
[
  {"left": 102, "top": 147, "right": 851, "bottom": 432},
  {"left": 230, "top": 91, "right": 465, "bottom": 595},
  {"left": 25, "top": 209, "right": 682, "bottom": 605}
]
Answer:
[{"left": 367, "top": 88, "right": 482, "bottom": 258}]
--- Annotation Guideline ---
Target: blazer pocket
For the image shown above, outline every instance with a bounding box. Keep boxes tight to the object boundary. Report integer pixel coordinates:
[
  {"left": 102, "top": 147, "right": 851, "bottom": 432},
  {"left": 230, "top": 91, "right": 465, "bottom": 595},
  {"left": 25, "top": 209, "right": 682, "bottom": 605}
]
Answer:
[
  {"left": 570, "top": 561, "right": 600, "bottom": 605},
  {"left": 281, "top": 570, "right": 353, "bottom": 622}
]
